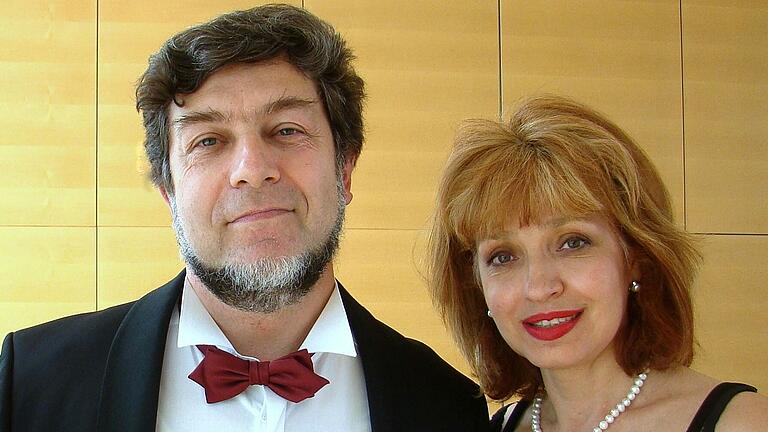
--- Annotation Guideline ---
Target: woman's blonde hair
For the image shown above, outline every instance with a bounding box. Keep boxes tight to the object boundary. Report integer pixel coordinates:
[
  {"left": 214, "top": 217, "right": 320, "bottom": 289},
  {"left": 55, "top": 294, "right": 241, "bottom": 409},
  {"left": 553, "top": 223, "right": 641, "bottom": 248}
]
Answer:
[{"left": 428, "top": 95, "right": 700, "bottom": 401}]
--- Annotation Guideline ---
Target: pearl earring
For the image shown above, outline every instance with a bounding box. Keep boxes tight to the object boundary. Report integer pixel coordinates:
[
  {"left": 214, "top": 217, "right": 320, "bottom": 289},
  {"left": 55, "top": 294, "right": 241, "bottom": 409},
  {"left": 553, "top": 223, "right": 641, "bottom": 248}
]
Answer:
[
  {"left": 487, "top": 310, "right": 493, "bottom": 318},
  {"left": 630, "top": 280, "right": 641, "bottom": 293}
]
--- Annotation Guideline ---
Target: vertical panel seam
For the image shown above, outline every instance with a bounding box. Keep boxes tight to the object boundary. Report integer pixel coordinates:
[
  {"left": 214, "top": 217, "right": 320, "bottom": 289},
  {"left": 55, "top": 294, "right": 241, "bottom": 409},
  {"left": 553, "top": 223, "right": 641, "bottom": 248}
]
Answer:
[
  {"left": 95, "top": 0, "right": 100, "bottom": 311},
  {"left": 497, "top": 0, "right": 503, "bottom": 120},
  {"left": 679, "top": 0, "right": 688, "bottom": 230}
]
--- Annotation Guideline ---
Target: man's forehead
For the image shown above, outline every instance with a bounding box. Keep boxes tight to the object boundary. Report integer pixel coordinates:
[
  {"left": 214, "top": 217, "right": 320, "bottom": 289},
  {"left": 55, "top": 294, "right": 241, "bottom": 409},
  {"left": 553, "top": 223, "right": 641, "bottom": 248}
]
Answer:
[{"left": 171, "top": 60, "right": 318, "bottom": 108}]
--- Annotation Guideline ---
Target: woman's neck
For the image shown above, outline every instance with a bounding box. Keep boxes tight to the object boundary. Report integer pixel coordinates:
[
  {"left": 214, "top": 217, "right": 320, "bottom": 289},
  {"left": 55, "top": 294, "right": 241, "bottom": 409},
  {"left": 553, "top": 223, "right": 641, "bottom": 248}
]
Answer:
[{"left": 538, "top": 356, "right": 639, "bottom": 431}]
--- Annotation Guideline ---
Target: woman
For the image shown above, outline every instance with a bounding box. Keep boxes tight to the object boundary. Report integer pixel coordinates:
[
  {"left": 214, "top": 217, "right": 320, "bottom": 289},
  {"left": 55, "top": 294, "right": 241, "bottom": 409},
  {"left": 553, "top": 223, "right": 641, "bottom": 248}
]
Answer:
[{"left": 428, "top": 96, "right": 767, "bottom": 431}]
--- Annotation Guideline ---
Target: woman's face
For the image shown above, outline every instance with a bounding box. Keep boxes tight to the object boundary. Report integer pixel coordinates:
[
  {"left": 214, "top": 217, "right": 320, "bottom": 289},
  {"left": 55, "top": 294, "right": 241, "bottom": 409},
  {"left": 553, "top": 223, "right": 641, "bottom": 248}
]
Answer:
[{"left": 476, "top": 213, "right": 637, "bottom": 371}]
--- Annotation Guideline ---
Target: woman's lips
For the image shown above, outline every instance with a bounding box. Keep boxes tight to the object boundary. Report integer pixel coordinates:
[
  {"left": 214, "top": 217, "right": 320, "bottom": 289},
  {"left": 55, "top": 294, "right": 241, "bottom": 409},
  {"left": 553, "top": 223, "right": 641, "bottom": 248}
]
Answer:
[{"left": 522, "top": 309, "right": 583, "bottom": 341}]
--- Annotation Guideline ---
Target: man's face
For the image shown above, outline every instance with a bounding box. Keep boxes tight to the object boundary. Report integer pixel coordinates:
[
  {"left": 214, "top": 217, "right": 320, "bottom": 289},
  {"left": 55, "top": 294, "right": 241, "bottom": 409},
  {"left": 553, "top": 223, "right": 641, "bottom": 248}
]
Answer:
[{"left": 165, "top": 60, "right": 353, "bottom": 311}]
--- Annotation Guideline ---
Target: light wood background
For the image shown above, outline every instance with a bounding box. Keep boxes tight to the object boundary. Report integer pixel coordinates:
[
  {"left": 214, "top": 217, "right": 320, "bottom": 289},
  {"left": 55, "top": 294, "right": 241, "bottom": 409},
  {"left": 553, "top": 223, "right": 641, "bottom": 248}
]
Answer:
[{"left": 1, "top": 0, "right": 766, "bottom": 402}]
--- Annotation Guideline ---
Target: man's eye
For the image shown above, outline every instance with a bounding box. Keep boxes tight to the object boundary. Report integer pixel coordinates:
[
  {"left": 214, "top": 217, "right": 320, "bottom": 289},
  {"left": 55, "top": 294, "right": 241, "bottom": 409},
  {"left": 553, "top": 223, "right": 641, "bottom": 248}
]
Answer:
[
  {"left": 198, "top": 137, "right": 218, "bottom": 147},
  {"left": 277, "top": 127, "right": 300, "bottom": 136},
  {"left": 560, "top": 237, "right": 589, "bottom": 250}
]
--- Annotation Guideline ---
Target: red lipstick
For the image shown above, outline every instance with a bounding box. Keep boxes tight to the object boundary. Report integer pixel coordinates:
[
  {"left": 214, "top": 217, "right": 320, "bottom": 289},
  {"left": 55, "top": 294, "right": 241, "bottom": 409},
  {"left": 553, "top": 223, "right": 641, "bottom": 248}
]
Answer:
[{"left": 522, "top": 309, "right": 583, "bottom": 341}]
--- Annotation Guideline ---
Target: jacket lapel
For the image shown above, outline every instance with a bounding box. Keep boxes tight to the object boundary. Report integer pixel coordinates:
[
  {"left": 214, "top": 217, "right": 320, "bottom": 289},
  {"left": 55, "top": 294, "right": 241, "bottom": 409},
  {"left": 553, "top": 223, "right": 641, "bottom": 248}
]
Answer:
[
  {"left": 96, "top": 271, "right": 185, "bottom": 432},
  {"left": 338, "top": 284, "right": 405, "bottom": 432}
]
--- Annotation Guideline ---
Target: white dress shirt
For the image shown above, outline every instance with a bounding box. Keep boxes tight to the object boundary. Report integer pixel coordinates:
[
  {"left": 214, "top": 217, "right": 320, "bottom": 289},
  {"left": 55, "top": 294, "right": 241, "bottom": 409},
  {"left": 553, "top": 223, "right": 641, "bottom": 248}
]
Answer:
[{"left": 156, "top": 280, "right": 371, "bottom": 431}]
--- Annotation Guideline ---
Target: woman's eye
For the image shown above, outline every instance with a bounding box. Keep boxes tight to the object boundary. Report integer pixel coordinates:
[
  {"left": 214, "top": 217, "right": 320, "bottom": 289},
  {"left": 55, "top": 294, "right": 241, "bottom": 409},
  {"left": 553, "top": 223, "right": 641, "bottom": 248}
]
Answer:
[
  {"left": 489, "top": 253, "right": 514, "bottom": 266},
  {"left": 560, "top": 237, "right": 589, "bottom": 250}
]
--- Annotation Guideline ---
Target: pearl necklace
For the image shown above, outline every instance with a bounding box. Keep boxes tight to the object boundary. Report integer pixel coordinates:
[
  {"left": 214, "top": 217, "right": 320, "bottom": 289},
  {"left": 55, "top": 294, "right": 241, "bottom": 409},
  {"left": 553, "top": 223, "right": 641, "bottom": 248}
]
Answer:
[{"left": 530, "top": 371, "right": 648, "bottom": 432}]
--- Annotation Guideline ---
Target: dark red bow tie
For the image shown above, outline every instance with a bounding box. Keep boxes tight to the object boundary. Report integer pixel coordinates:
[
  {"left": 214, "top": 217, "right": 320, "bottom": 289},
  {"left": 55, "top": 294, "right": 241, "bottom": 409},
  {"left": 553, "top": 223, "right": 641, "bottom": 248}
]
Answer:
[{"left": 189, "top": 345, "right": 330, "bottom": 404}]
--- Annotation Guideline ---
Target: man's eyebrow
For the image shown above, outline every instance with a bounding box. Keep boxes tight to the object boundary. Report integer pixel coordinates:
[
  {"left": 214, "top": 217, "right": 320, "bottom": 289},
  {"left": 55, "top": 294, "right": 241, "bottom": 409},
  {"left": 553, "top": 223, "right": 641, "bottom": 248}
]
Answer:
[
  {"left": 260, "top": 96, "right": 318, "bottom": 116},
  {"left": 172, "top": 97, "right": 317, "bottom": 131},
  {"left": 172, "top": 109, "right": 229, "bottom": 130}
]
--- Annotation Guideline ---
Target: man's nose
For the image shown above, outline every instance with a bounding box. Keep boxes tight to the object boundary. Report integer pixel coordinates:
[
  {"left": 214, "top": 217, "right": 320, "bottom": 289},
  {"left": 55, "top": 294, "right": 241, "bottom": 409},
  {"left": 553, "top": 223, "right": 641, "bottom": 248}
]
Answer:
[
  {"left": 524, "top": 255, "right": 564, "bottom": 302},
  {"left": 228, "top": 137, "right": 281, "bottom": 188}
]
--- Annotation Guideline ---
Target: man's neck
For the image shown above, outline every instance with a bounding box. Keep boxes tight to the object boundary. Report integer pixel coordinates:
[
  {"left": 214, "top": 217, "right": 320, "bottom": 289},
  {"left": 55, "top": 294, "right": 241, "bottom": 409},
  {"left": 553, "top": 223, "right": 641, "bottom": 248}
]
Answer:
[{"left": 186, "top": 265, "right": 337, "bottom": 361}]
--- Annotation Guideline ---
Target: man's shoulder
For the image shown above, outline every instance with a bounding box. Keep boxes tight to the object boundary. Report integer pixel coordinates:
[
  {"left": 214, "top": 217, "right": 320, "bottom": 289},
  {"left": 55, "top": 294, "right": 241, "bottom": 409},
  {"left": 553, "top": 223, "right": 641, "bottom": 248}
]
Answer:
[
  {"left": 0, "top": 274, "right": 184, "bottom": 431},
  {"left": 0, "top": 299, "right": 136, "bottom": 431},
  {"left": 6, "top": 271, "right": 184, "bottom": 361},
  {"left": 11, "top": 301, "right": 135, "bottom": 355},
  {"left": 338, "top": 284, "right": 479, "bottom": 393}
]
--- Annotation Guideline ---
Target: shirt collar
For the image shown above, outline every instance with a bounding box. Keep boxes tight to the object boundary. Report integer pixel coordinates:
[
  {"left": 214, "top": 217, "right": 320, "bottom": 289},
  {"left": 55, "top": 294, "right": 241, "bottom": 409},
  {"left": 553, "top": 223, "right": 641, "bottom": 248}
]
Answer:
[{"left": 176, "top": 278, "right": 358, "bottom": 359}]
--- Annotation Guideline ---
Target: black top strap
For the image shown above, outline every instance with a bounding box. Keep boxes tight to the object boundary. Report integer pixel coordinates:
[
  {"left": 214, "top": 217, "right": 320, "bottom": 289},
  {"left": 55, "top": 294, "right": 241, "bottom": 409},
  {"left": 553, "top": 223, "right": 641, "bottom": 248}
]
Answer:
[
  {"left": 490, "top": 400, "right": 532, "bottom": 432},
  {"left": 686, "top": 382, "right": 757, "bottom": 432}
]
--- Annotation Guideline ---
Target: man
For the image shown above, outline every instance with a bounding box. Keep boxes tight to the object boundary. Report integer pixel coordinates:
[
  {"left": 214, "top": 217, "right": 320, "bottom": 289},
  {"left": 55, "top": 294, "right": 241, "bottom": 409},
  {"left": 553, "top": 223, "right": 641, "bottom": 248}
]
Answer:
[{"left": 0, "top": 5, "right": 488, "bottom": 432}]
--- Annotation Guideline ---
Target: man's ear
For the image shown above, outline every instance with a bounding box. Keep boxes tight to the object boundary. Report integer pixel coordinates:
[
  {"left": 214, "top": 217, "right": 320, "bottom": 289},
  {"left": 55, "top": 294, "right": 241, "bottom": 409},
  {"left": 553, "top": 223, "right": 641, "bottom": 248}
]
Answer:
[
  {"left": 341, "top": 155, "right": 356, "bottom": 205},
  {"left": 159, "top": 186, "right": 172, "bottom": 208}
]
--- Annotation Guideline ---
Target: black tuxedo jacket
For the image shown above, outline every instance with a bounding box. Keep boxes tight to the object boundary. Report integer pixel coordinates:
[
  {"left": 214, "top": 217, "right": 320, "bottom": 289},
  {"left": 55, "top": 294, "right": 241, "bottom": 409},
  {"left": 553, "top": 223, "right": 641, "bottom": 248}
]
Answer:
[{"left": 0, "top": 272, "right": 489, "bottom": 431}]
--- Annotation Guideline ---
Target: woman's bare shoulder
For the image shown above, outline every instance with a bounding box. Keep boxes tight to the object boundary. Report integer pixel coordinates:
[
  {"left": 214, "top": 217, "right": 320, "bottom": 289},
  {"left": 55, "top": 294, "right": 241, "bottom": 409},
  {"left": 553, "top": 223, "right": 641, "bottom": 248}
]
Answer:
[
  {"left": 715, "top": 390, "right": 768, "bottom": 431},
  {"left": 665, "top": 368, "right": 767, "bottom": 431}
]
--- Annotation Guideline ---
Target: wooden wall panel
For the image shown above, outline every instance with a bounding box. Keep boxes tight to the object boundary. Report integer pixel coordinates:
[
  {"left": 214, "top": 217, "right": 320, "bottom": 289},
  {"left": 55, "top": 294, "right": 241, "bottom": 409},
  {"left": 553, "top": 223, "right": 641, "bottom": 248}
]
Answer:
[
  {"left": 97, "top": 0, "right": 300, "bottom": 227},
  {"left": 682, "top": 1, "right": 768, "bottom": 234},
  {"left": 501, "top": 0, "right": 685, "bottom": 222},
  {"left": 97, "top": 226, "right": 181, "bottom": 308},
  {"left": 0, "top": 0, "right": 95, "bottom": 226},
  {"left": 335, "top": 228, "right": 469, "bottom": 375},
  {"left": 693, "top": 235, "right": 768, "bottom": 393},
  {"left": 0, "top": 227, "right": 95, "bottom": 337},
  {"left": 1, "top": 0, "right": 765, "bottom": 402},
  {"left": 307, "top": 0, "right": 499, "bottom": 231}
]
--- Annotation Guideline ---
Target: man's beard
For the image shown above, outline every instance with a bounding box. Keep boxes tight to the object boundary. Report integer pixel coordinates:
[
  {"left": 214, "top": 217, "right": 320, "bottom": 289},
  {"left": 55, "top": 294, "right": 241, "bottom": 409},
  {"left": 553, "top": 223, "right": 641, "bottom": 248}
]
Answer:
[{"left": 170, "top": 175, "right": 346, "bottom": 313}]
